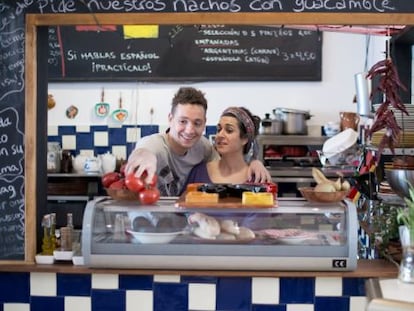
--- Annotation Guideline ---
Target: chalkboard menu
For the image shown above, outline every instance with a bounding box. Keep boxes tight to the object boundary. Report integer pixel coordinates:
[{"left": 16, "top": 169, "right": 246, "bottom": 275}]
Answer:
[{"left": 48, "top": 25, "right": 322, "bottom": 81}]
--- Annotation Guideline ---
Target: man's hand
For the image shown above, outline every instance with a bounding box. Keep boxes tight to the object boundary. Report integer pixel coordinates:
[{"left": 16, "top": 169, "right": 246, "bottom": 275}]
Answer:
[
  {"left": 125, "top": 148, "right": 157, "bottom": 184},
  {"left": 247, "top": 160, "right": 272, "bottom": 183}
]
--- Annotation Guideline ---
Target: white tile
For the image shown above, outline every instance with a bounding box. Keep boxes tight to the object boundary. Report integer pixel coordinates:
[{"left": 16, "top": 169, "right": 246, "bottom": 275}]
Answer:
[
  {"left": 126, "top": 290, "right": 153, "bottom": 311},
  {"left": 315, "top": 277, "right": 342, "bottom": 296},
  {"left": 80, "top": 149, "right": 95, "bottom": 157},
  {"left": 112, "top": 145, "right": 127, "bottom": 161},
  {"left": 94, "top": 131, "right": 109, "bottom": 147},
  {"left": 127, "top": 127, "right": 141, "bottom": 143},
  {"left": 65, "top": 296, "right": 91, "bottom": 311},
  {"left": 62, "top": 135, "right": 76, "bottom": 150},
  {"left": 188, "top": 283, "right": 216, "bottom": 310},
  {"left": 252, "top": 277, "right": 279, "bottom": 304},
  {"left": 30, "top": 272, "right": 56, "bottom": 296},
  {"left": 47, "top": 126, "right": 58, "bottom": 136},
  {"left": 91, "top": 274, "right": 119, "bottom": 289},
  {"left": 4, "top": 303, "right": 30, "bottom": 311},
  {"left": 287, "top": 304, "right": 314, "bottom": 311},
  {"left": 153, "top": 274, "right": 180, "bottom": 283},
  {"left": 76, "top": 125, "right": 90, "bottom": 133},
  {"left": 349, "top": 296, "right": 367, "bottom": 311}
]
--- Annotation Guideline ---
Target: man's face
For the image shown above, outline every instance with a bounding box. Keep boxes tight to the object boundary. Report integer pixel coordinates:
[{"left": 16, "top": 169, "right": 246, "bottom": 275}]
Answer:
[{"left": 167, "top": 103, "right": 206, "bottom": 154}]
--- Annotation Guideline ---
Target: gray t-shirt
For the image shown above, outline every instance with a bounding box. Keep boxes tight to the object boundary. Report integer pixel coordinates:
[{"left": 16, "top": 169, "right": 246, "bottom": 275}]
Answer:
[{"left": 135, "top": 133, "right": 217, "bottom": 196}]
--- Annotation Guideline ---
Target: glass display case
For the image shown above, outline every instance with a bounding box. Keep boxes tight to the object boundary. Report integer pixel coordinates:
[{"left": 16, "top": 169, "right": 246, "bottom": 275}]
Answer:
[{"left": 82, "top": 197, "right": 358, "bottom": 271}]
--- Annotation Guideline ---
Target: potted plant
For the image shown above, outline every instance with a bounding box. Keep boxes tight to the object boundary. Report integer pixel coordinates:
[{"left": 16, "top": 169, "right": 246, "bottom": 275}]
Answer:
[{"left": 397, "top": 182, "right": 414, "bottom": 282}]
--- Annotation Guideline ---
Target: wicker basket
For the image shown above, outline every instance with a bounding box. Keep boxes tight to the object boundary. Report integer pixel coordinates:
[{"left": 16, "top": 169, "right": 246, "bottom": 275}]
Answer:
[
  {"left": 105, "top": 188, "right": 140, "bottom": 201},
  {"left": 298, "top": 187, "right": 348, "bottom": 203}
]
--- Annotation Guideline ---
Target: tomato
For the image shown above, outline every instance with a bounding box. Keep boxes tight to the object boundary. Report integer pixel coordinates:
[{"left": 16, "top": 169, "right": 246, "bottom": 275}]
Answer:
[
  {"left": 109, "top": 179, "right": 126, "bottom": 190},
  {"left": 139, "top": 188, "right": 160, "bottom": 205},
  {"left": 141, "top": 170, "right": 158, "bottom": 188},
  {"left": 125, "top": 173, "right": 146, "bottom": 193},
  {"left": 102, "top": 172, "right": 121, "bottom": 188},
  {"left": 264, "top": 182, "right": 278, "bottom": 199}
]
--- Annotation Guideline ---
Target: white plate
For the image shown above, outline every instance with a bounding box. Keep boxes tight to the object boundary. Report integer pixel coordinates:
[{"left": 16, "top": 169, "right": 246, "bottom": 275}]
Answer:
[
  {"left": 126, "top": 230, "right": 185, "bottom": 244},
  {"left": 277, "top": 235, "right": 312, "bottom": 245},
  {"left": 322, "top": 128, "right": 358, "bottom": 155},
  {"left": 53, "top": 250, "right": 74, "bottom": 261}
]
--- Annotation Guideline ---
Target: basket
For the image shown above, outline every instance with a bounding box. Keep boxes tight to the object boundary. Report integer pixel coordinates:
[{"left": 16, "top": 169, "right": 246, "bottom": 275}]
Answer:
[
  {"left": 105, "top": 188, "right": 139, "bottom": 201},
  {"left": 298, "top": 187, "right": 348, "bottom": 203}
]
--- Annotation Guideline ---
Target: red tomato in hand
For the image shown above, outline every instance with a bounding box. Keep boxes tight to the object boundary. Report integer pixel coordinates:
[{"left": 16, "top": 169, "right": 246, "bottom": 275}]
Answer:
[
  {"left": 102, "top": 172, "right": 121, "bottom": 188},
  {"left": 109, "top": 179, "right": 126, "bottom": 190},
  {"left": 139, "top": 188, "right": 160, "bottom": 205},
  {"left": 125, "top": 173, "right": 146, "bottom": 193},
  {"left": 141, "top": 170, "right": 158, "bottom": 188},
  {"left": 264, "top": 182, "right": 278, "bottom": 199}
]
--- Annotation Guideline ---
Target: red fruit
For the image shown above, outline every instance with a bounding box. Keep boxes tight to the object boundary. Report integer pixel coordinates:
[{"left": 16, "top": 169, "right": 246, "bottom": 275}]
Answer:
[
  {"left": 109, "top": 179, "right": 126, "bottom": 190},
  {"left": 264, "top": 182, "right": 278, "bottom": 199},
  {"left": 139, "top": 188, "right": 160, "bottom": 205},
  {"left": 125, "top": 173, "right": 146, "bottom": 193},
  {"left": 141, "top": 170, "right": 158, "bottom": 188},
  {"left": 102, "top": 172, "right": 121, "bottom": 188}
]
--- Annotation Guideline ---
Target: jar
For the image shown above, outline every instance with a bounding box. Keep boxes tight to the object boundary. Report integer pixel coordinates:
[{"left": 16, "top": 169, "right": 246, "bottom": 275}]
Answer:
[
  {"left": 260, "top": 113, "right": 272, "bottom": 134},
  {"left": 47, "top": 142, "right": 61, "bottom": 173}
]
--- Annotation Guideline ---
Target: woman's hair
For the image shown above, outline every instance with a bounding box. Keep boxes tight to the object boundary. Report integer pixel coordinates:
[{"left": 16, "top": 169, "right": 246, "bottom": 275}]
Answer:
[
  {"left": 171, "top": 87, "right": 208, "bottom": 114},
  {"left": 221, "top": 107, "right": 260, "bottom": 154}
]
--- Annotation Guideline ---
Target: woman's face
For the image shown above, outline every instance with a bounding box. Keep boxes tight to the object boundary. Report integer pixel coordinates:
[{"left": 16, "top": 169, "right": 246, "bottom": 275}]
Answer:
[
  {"left": 215, "top": 116, "right": 248, "bottom": 156},
  {"left": 167, "top": 103, "right": 206, "bottom": 154}
]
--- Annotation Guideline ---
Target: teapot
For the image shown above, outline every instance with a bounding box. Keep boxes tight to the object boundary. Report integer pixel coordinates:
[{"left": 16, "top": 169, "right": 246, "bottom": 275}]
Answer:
[
  {"left": 83, "top": 156, "right": 102, "bottom": 173},
  {"left": 99, "top": 152, "right": 116, "bottom": 174},
  {"left": 72, "top": 154, "right": 88, "bottom": 174}
]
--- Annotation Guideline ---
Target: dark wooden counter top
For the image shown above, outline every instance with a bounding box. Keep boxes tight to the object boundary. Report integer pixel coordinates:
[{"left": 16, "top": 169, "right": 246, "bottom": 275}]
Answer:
[{"left": 0, "top": 259, "right": 398, "bottom": 278}]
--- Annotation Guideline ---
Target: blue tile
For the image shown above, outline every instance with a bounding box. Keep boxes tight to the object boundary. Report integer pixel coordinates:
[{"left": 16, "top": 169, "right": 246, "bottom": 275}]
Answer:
[
  {"left": 57, "top": 273, "right": 91, "bottom": 296},
  {"left": 216, "top": 277, "right": 251, "bottom": 311},
  {"left": 95, "top": 146, "right": 112, "bottom": 155},
  {"left": 342, "top": 277, "right": 366, "bottom": 296},
  {"left": 205, "top": 125, "right": 217, "bottom": 137},
  {"left": 252, "top": 304, "right": 286, "bottom": 311},
  {"left": 140, "top": 125, "right": 159, "bottom": 137},
  {"left": 153, "top": 282, "right": 188, "bottom": 311},
  {"left": 314, "top": 296, "right": 349, "bottom": 311},
  {"left": 119, "top": 275, "right": 153, "bottom": 290},
  {"left": 91, "top": 126, "right": 108, "bottom": 132},
  {"left": 59, "top": 125, "right": 76, "bottom": 135},
  {"left": 31, "top": 296, "right": 64, "bottom": 311},
  {"left": 181, "top": 275, "right": 218, "bottom": 284},
  {"left": 92, "top": 289, "right": 125, "bottom": 311},
  {"left": 279, "top": 277, "right": 314, "bottom": 304},
  {"left": 108, "top": 127, "right": 126, "bottom": 145},
  {"left": 0, "top": 272, "right": 29, "bottom": 303},
  {"left": 77, "top": 132, "right": 94, "bottom": 150}
]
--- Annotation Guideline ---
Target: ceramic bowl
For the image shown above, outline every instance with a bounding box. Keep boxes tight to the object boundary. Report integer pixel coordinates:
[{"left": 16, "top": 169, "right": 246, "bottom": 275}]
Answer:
[
  {"left": 126, "top": 229, "right": 184, "bottom": 244},
  {"left": 35, "top": 254, "right": 55, "bottom": 264},
  {"left": 298, "top": 187, "right": 348, "bottom": 203}
]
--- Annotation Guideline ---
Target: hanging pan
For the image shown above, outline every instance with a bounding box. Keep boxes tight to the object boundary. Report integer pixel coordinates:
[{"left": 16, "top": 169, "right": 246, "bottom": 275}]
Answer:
[
  {"left": 112, "top": 93, "right": 129, "bottom": 123},
  {"left": 94, "top": 87, "right": 110, "bottom": 118}
]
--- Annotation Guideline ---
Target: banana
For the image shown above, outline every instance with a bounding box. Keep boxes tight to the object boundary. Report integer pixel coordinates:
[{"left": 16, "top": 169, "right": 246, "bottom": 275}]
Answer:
[
  {"left": 334, "top": 178, "right": 342, "bottom": 191},
  {"left": 341, "top": 180, "right": 351, "bottom": 191},
  {"left": 312, "top": 168, "right": 331, "bottom": 184}
]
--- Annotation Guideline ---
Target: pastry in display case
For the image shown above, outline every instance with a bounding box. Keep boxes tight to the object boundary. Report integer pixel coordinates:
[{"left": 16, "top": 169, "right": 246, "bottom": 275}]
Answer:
[{"left": 82, "top": 197, "right": 358, "bottom": 271}]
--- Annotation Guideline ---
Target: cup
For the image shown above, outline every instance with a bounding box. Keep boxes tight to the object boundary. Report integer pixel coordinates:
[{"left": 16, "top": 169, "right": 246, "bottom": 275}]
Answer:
[{"left": 340, "top": 112, "right": 360, "bottom": 131}]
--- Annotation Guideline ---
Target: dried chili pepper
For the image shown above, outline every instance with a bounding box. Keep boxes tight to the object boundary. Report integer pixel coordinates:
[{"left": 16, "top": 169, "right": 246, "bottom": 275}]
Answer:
[{"left": 366, "top": 57, "right": 409, "bottom": 158}]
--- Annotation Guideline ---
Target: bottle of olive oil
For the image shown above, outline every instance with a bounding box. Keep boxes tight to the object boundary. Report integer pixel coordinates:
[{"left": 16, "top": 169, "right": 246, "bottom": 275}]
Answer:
[{"left": 41, "top": 214, "right": 53, "bottom": 255}]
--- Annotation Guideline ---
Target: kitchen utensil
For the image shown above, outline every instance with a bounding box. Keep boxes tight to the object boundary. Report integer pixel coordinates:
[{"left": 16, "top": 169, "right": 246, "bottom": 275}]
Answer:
[
  {"left": 385, "top": 169, "right": 414, "bottom": 199},
  {"left": 260, "top": 113, "right": 283, "bottom": 135},
  {"left": 95, "top": 88, "right": 110, "bottom": 118},
  {"left": 112, "top": 93, "right": 128, "bottom": 123},
  {"left": 273, "top": 108, "right": 312, "bottom": 135}
]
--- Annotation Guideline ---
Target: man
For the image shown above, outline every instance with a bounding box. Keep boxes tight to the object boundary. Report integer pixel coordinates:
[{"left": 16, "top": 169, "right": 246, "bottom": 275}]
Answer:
[{"left": 125, "top": 87, "right": 271, "bottom": 196}]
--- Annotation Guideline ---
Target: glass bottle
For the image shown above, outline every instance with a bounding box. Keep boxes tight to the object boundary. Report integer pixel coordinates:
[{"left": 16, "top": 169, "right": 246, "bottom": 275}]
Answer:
[
  {"left": 61, "top": 213, "right": 73, "bottom": 251},
  {"left": 50, "top": 213, "right": 57, "bottom": 252}
]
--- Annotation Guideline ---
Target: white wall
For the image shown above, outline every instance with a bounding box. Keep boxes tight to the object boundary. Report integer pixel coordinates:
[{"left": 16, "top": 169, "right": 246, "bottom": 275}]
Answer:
[{"left": 48, "top": 32, "right": 388, "bottom": 132}]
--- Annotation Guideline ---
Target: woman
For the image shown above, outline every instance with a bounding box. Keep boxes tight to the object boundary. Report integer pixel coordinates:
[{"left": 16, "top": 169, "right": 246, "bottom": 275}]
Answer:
[{"left": 183, "top": 106, "right": 262, "bottom": 186}]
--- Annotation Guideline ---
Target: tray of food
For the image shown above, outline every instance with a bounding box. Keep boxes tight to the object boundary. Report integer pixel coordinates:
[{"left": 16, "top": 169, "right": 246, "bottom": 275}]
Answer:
[{"left": 175, "top": 183, "right": 278, "bottom": 208}]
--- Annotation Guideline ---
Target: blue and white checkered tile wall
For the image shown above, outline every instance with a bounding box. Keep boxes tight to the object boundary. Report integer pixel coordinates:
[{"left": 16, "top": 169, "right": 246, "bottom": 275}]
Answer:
[
  {"left": 0, "top": 272, "right": 368, "bottom": 311},
  {"left": 48, "top": 125, "right": 218, "bottom": 160}
]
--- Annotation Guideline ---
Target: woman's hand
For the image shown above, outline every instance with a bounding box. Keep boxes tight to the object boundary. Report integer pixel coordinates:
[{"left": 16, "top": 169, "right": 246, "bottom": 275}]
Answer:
[{"left": 247, "top": 160, "right": 272, "bottom": 183}]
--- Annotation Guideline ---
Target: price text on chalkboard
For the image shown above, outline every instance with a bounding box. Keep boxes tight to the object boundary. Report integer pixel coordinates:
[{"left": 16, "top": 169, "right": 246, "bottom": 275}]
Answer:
[{"left": 48, "top": 25, "right": 322, "bottom": 81}]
